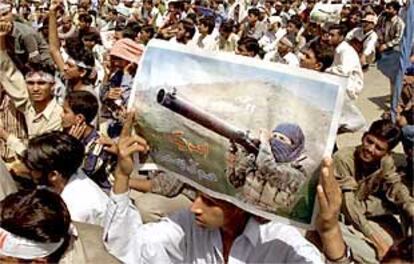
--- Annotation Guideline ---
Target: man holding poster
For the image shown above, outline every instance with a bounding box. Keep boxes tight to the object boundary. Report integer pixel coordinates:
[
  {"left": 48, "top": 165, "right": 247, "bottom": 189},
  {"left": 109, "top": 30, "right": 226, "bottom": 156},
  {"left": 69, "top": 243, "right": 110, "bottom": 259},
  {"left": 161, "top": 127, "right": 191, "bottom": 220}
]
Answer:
[{"left": 103, "top": 113, "right": 350, "bottom": 264}]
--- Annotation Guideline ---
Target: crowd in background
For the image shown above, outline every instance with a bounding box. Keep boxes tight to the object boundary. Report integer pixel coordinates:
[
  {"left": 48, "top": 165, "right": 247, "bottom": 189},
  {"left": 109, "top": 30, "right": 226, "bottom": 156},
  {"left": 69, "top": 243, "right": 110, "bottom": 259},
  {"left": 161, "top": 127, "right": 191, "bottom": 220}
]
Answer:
[{"left": 0, "top": 0, "right": 413, "bottom": 262}]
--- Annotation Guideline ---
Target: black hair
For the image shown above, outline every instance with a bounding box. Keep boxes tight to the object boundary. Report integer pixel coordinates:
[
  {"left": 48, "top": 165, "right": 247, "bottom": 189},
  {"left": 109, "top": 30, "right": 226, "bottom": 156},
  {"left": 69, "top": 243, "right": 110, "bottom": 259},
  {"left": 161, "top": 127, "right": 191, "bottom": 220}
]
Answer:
[
  {"left": 0, "top": 188, "right": 71, "bottom": 262},
  {"left": 108, "top": 8, "right": 118, "bottom": 15},
  {"left": 386, "top": 1, "right": 401, "bottom": 12},
  {"left": 78, "top": 13, "right": 93, "bottom": 24},
  {"left": 65, "top": 44, "right": 96, "bottom": 84},
  {"left": 309, "top": 42, "right": 334, "bottom": 71},
  {"left": 288, "top": 17, "right": 302, "bottom": 30},
  {"left": 329, "top": 23, "right": 348, "bottom": 37},
  {"left": 238, "top": 37, "right": 260, "bottom": 56},
  {"left": 82, "top": 31, "right": 101, "bottom": 44},
  {"left": 22, "top": 131, "right": 85, "bottom": 181},
  {"left": 141, "top": 25, "right": 155, "bottom": 38},
  {"left": 180, "top": 19, "right": 196, "bottom": 39},
  {"left": 65, "top": 91, "right": 98, "bottom": 125},
  {"left": 248, "top": 7, "right": 260, "bottom": 17},
  {"left": 122, "top": 21, "right": 141, "bottom": 40},
  {"left": 220, "top": 20, "right": 234, "bottom": 33},
  {"left": 199, "top": 16, "right": 216, "bottom": 34},
  {"left": 186, "top": 12, "right": 198, "bottom": 24},
  {"left": 366, "top": 119, "right": 401, "bottom": 151},
  {"left": 26, "top": 62, "right": 56, "bottom": 77}
]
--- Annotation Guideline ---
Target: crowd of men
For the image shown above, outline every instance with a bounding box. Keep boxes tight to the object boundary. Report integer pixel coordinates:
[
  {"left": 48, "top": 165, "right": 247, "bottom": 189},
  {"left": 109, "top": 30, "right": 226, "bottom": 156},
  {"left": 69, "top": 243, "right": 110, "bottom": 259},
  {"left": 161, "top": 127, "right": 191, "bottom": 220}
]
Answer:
[{"left": 0, "top": 0, "right": 413, "bottom": 262}]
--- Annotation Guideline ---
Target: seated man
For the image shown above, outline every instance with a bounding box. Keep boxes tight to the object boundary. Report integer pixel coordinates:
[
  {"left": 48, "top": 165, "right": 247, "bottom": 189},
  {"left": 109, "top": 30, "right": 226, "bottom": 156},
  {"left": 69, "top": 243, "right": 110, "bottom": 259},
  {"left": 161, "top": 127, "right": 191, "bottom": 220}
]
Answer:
[
  {"left": 334, "top": 119, "right": 414, "bottom": 262},
  {"left": 103, "top": 113, "right": 350, "bottom": 263},
  {"left": 61, "top": 90, "right": 116, "bottom": 192},
  {"left": 21, "top": 131, "right": 109, "bottom": 226},
  {"left": 264, "top": 36, "right": 299, "bottom": 66}
]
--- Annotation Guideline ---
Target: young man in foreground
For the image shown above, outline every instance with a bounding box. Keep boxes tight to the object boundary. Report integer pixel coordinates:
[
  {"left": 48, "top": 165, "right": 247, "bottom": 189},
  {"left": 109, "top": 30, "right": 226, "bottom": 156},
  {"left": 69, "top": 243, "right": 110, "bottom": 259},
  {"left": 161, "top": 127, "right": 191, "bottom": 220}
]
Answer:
[{"left": 103, "top": 113, "right": 349, "bottom": 263}]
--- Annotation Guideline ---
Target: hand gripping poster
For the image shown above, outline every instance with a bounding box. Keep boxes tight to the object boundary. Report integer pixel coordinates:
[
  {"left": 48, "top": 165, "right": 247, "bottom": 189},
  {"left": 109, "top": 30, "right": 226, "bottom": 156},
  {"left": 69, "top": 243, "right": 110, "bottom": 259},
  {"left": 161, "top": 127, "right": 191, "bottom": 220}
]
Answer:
[{"left": 129, "top": 40, "right": 346, "bottom": 228}]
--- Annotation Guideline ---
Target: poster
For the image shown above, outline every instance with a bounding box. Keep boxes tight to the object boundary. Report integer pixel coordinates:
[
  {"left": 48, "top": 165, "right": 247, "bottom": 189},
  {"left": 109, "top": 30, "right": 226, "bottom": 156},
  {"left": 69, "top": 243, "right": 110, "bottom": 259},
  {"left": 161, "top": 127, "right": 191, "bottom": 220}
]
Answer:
[
  {"left": 129, "top": 40, "right": 346, "bottom": 228},
  {"left": 310, "top": 3, "right": 344, "bottom": 24}
]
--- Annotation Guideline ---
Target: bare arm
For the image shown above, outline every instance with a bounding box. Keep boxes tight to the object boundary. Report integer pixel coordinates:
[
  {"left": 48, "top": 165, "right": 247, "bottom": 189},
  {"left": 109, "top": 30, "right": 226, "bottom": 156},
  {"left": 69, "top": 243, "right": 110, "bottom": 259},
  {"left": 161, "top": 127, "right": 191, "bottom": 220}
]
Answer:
[
  {"left": 48, "top": 0, "right": 66, "bottom": 74},
  {"left": 129, "top": 178, "right": 153, "bottom": 193}
]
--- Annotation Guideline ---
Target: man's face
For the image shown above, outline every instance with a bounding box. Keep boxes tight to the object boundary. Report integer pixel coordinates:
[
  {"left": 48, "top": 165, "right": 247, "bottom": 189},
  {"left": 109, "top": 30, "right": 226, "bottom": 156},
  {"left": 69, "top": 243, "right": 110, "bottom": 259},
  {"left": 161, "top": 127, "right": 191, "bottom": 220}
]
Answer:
[
  {"left": 286, "top": 22, "right": 297, "bottom": 34},
  {"left": 307, "top": 0, "right": 315, "bottom": 10},
  {"left": 110, "top": 55, "right": 129, "bottom": 71},
  {"left": 198, "top": 23, "right": 208, "bottom": 35},
  {"left": 61, "top": 100, "right": 78, "bottom": 129},
  {"left": 235, "top": 44, "right": 253, "bottom": 57},
  {"left": 247, "top": 13, "right": 258, "bottom": 25},
  {"left": 107, "top": 12, "right": 116, "bottom": 21},
  {"left": 299, "top": 48, "right": 319, "bottom": 70},
  {"left": 385, "top": 6, "right": 396, "bottom": 17},
  {"left": 138, "top": 31, "right": 150, "bottom": 44},
  {"left": 61, "top": 17, "right": 73, "bottom": 32},
  {"left": 63, "top": 60, "right": 83, "bottom": 80},
  {"left": 219, "top": 29, "right": 231, "bottom": 40},
  {"left": 277, "top": 40, "right": 290, "bottom": 55},
  {"left": 114, "top": 30, "right": 123, "bottom": 41},
  {"left": 328, "top": 29, "right": 343, "bottom": 47},
  {"left": 275, "top": 3, "right": 283, "bottom": 13},
  {"left": 144, "top": 1, "right": 152, "bottom": 10},
  {"left": 359, "top": 134, "right": 389, "bottom": 163},
  {"left": 26, "top": 78, "right": 54, "bottom": 103},
  {"left": 82, "top": 39, "right": 95, "bottom": 50},
  {"left": 362, "top": 20, "right": 374, "bottom": 33},
  {"left": 78, "top": 20, "right": 90, "bottom": 31},
  {"left": 176, "top": 22, "right": 187, "bottom": 41},
  {"left": 190, "top": 194, "right": 241, "bottom": 229}
]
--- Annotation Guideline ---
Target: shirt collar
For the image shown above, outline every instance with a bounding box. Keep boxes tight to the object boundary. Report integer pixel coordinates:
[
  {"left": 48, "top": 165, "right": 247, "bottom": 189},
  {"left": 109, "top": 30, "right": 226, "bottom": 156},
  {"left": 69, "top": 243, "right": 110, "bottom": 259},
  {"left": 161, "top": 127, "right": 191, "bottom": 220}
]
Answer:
[
  {"left": 40, "top": 98, "right": 59, "bottom": 121},
  {"left": 241, "top": 217, "right": 260, "bottom": 247}
]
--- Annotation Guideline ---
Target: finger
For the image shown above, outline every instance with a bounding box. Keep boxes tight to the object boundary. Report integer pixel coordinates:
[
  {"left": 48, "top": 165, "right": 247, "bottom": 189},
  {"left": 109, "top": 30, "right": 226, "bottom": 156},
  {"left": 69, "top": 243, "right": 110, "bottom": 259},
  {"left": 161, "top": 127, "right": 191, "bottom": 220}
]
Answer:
[
  {"left": 317, "top": 184, "right": 328, "bottom": 211},
  {"left": 120, "top": 112, "right": 135, "bottom": 138},
  {"left": 122, "top": 136, "right": 148, "bottom": 150},
  {"left": 97, "top": 136, "right": 113, "bottom": 146},
  {"left": 123, "top": 143, "right": 148, "bottom": 157}
]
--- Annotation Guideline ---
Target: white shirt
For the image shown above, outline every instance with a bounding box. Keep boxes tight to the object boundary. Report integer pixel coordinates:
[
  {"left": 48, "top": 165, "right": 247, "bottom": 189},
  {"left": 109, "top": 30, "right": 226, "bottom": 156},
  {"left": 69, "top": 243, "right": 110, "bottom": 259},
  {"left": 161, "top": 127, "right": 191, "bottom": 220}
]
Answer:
[
  {"left": 189, "top": 32, "right": 217, "bottom": 51},
  {"left": 264, "top": 51, "right": 300, "bottom": 67},
  {"left": 326, "top": 41, "right": 364, "bottom": 100},
  {"left": 103, "top": 192, "right": 323, "bottom": 264},
  {"left": 61, "top": 170, "right": 109, "bottom": 227},
  {"left": 345, "top": 28, "right": 378, "bottom": 58}
]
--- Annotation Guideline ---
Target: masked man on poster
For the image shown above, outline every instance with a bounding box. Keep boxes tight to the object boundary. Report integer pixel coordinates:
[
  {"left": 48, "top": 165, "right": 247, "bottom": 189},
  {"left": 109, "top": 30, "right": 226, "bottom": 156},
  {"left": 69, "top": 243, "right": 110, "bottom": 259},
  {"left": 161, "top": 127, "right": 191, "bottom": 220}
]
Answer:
[{"left": 102, "top": 113, "right": 350, "bottom": 264}]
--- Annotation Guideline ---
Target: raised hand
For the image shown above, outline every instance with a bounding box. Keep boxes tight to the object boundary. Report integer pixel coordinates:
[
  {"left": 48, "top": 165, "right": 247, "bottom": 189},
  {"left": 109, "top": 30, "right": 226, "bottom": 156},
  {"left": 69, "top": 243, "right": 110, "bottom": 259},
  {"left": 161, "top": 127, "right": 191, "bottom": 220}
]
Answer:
[
  {"left": 316, "top": 158, "right": 342, "bottom": 234},
  {"left": 117, "top": 112, "right": 149, "bottom": 176},
  {"left": 315, "top": 158, "right": 348, "bottom": 262},
  {"left": 113, "top": 112, "right": 149, "bottom": 194}
]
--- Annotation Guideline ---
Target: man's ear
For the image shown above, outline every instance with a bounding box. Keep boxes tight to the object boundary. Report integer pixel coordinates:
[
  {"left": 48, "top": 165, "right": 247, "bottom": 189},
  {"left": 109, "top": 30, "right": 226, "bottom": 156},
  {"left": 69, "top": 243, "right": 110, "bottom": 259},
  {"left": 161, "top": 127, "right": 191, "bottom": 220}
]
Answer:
[
  {"left": 47, "top": 170, "right": 63, "bottom": 186},
  {"left": 315, "top": 62, "right": 323, "bottom": 71},
  {"left": 80, "top": 68, "right": 87, "bottom": 78},
  {"left": 75, "top": 113, "right": 86, "bottom": 124}
]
